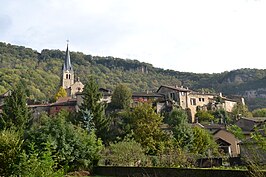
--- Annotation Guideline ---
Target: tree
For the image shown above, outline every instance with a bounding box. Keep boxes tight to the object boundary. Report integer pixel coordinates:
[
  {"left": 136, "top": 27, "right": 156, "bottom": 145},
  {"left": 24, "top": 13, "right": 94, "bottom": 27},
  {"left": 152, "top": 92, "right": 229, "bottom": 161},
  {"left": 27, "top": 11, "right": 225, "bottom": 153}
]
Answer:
[
  {"left": 212, "top": 109, "right": 230, "bottom": 124},
  {"left": 231, "top": 103, "right": 252, "bottom": 123},
  {"left": 166, "top": 108, "right": 194, "bottom": 150},
  {"left": 0, "top": 84, "right": 30, "bottom": 132},
  {"left": 195, "top": 110, "right": 214, "bottom": 123},
  {"left": 54, "top": 86, "right": 67, "bottom": 101},
  {"left": 252, "top": 108, "right": 266, "bottom": 117},
  {"left": 103, "top": 138, "right": 147, "bottom": 166},
  {"left": 24, "top": 111, "right": 103, "bottom": 172},
  {"left": 17, "top": 143, "right": 64, "bottom": 177},
  {"left": 0, "top": 129, "right": 23, "bottom": 176},
  {"left": 110, "top": 84, "right": 132, "bottom": 110},
  {"left": 241, "top": 125, "right": 266, "bottom": 177},
  {"left": 191, "top": 127, "right": 219, "bottom": 156},
  {"left": 227, "top": 124, "right": 245, "bottom": 140},
  {"left": 79, "top": 77, "right": 109, "bottom": 141},
  {"left": 129, "top": 103, "right": 166, "bottom": 155}
]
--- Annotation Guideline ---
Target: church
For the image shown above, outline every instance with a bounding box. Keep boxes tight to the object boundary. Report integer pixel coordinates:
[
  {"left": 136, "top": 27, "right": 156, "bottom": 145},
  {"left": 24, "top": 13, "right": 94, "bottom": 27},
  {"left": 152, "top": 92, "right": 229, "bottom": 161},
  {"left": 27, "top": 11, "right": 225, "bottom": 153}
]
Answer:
[{"left": 61, "top": 43, "right": 84, "bottom": 97}]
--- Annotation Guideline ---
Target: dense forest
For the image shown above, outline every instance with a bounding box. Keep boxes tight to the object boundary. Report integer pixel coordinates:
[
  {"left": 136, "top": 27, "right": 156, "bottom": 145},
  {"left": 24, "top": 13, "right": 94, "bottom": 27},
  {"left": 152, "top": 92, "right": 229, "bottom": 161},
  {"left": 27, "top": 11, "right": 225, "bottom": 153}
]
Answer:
[{"left": 1, "top": 41, "right": 266, "bottom": 110}]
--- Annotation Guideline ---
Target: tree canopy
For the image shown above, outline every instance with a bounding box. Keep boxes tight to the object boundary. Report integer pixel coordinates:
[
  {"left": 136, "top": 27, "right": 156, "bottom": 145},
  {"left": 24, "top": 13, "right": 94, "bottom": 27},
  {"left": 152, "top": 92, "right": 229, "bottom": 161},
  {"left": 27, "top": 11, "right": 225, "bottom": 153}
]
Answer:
[
  {"left": 0, "top": 84, "right": 30, "bottom": 132},
  {"left": 110, "top": 84, "right": 132, "bottom": 110}
]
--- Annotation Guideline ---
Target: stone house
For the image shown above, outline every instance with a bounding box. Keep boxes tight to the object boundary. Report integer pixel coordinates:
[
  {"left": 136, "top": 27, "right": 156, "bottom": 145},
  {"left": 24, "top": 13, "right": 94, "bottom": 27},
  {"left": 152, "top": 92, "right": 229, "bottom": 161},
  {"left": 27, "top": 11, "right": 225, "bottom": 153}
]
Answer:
[{"left": 157, "top": 85, "right": 245, "bottom": 123}]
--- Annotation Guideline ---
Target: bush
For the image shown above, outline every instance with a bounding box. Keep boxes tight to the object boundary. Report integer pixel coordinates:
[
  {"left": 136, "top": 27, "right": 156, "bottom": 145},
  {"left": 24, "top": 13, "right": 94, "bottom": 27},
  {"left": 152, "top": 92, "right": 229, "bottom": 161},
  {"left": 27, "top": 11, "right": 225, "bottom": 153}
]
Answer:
[
  {"left": 102, "top": 139, "right": 148, "bottom": 166},
  {"left": 24, "top": 111, "right": 103, "bottom": 172},
  {"left": 16, "top": 143, "right": 64, "bottom": 177}
]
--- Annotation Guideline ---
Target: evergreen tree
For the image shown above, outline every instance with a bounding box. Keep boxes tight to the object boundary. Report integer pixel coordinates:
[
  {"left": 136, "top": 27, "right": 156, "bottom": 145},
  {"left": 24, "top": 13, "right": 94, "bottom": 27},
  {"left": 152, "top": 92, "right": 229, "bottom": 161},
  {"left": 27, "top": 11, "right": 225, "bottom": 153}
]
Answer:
[
  {"left": 79, "top": 77, "right": 109, "bottom": 141},
  {"left": 0, "top": 84, "right": 30, "bottom": 132}
]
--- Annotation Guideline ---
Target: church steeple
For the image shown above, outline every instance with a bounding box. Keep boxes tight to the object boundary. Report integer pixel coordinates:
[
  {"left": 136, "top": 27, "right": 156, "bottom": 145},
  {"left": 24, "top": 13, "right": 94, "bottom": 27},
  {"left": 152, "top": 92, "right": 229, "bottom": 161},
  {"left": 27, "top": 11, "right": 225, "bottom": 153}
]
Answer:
[
  {"left": 62, "top": 42, "right": 74, "bottom": 89},
  {"left": 63, "top": 43, "right": 73, "bottom": 71}
]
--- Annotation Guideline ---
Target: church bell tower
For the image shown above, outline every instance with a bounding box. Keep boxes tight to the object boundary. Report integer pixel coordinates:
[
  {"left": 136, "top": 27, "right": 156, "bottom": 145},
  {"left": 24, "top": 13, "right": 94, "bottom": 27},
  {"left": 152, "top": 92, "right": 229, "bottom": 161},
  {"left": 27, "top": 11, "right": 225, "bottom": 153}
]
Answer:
[{"left": 62, "top": 42, "right": 74, "bottom": 89}]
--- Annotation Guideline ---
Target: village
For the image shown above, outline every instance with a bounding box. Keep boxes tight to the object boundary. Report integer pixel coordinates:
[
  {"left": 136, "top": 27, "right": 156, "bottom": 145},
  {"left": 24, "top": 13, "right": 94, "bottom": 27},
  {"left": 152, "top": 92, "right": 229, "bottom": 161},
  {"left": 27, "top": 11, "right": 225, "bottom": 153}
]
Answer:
[{"left": 0, "top": 44, "right": 266, "bottom": 176}]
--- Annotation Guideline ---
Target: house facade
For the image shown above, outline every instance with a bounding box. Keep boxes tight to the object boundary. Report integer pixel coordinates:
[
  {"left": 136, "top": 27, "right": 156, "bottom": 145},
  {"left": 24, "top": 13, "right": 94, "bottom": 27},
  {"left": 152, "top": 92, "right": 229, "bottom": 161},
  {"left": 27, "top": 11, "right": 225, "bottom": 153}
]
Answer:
[
  {"left": 213, "top": 129, "right": 241, "bottom": 157},
  {"left": 157, "top": 85, "right": 245, "bottom": 123}
]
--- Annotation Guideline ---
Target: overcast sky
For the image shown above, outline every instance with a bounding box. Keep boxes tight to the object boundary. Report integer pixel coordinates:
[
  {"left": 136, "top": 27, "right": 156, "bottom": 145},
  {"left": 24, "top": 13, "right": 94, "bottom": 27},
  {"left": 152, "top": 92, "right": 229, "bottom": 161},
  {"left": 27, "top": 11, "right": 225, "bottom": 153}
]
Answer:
[{"left": 1, "top": 0, "right": 266, "bottom": 73}]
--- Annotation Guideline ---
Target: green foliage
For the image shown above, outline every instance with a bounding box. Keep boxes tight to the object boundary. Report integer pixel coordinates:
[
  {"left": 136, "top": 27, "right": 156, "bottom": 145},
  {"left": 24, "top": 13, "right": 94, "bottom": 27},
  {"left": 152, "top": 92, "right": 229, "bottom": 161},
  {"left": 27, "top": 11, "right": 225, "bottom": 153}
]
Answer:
[
  {"left": 78, "top": 109, "right": 95, "bottom": 133},
  {"left": 156, "top": 144, "right": 195, "bottom": 167},
  {"left": 195, "top": 110, "right": 215, "bottom": 123},
  {"left": 2, "top": 42, "right": 266, "bottom": 110},
  {"left": 110, "top": 84, "right": 132, "bottom": 110},
  {"left": 191, "top": 127, "right": 219, "bottom": 156},
  {"left": 252, "top": 108, "right": 266, "bottom": 117},
  {"left": 232, "top": 103, "right": 252, "bottom": 121},
  {"left": 251, "top": 125, "right": 266, "bottom": 151},
  {"left": 243, "top": 126, "right": 266, "bottom": 176},
  {"left": 0, "top": 84, "right": 30, "bottom": 132},
  {"left": 128, "top": 103, "right": 166, "bottom": 155},
  {"left": 227, "top": 125, "right": 245, "bottom": 140},
  {"left": 166, "top": 108, "right": 194, "bottom": 150},
  {"left": 212, "top": 109, "right": 231, "bottom": 124},
  {"left": 17, "top": 143, "right": 65, "bottom": 177},
  {"left": 0, "top": 129, "right": 23, "bottom": 176},
  {"left": 79, "top": 77, "right": 109, "bottom": 142},
  {"left": 102, "top": 138, "right": 147, "bottom": 166},
  {"left": 24, "top": 111, "right": 103, "bottom": 172},
  {"left": 54, "top": 86, "right": 67, "bottom": 101}
]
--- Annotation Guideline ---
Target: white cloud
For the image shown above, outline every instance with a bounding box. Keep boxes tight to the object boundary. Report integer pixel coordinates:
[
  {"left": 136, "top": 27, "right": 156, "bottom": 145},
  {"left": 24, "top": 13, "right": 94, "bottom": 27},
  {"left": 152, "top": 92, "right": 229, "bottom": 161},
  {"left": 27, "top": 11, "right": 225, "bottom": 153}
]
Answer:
[{"left": 0, "top": 0, "right": 266, "bottom": 73}]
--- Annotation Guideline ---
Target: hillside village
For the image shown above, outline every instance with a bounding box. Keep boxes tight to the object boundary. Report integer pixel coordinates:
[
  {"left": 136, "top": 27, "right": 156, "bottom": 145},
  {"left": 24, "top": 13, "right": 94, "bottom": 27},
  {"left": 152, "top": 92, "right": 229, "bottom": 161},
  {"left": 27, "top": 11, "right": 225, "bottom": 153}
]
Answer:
[{"left": 0, "top": 44, "right": 266, "bottom": 175}]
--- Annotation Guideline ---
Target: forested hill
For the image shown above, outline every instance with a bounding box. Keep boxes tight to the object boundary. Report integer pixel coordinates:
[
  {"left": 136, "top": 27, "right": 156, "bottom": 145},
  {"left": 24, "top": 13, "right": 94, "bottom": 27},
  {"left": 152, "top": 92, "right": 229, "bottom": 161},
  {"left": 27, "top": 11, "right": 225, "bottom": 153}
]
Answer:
[{"left": 1, "top": 42, "right": 266, "bottom": 109}]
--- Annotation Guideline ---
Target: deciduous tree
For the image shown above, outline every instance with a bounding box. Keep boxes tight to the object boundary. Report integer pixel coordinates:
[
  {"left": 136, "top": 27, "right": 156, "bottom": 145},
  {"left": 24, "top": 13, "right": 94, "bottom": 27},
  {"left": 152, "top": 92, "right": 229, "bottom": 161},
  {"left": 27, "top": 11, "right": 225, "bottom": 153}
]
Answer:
[
  {"left": 167, "top": 108, "right": 194, "bottom": 150},
  {"left": 110, "top": 84, "right": 132, "bottom": 110},
  {"left": 191, "top": 127, "right": 219, "bottom": 156},
  {"left": 129, "top": 103, "right": 166, "bottom": 155},
  {"left": 54, "top": 86, "right": 67, "bottom": 101},
  {"left": 24, "top": 111, "right": 103, "bottom": 171}
]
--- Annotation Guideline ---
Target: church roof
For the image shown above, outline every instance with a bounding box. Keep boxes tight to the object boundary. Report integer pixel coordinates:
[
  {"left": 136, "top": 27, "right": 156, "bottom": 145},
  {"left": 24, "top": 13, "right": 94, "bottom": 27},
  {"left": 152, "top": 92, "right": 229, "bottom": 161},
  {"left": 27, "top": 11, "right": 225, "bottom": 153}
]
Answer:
[{"left": 63, "top": 44, "right": 73, "bottom": 71}]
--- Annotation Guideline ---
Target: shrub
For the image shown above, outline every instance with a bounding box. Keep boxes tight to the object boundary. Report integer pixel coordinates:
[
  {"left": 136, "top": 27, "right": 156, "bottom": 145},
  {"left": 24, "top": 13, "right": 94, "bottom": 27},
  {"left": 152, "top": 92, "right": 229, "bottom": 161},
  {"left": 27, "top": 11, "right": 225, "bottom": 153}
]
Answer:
[
  {"left": 16, "top": 143, "right": 64, "bottom": 177},
  {"left": 102, "top": 139, "right": 147, "bottom": 166},
  {"left": 24, "top": 112, "right": 103, "bottom": 172}
]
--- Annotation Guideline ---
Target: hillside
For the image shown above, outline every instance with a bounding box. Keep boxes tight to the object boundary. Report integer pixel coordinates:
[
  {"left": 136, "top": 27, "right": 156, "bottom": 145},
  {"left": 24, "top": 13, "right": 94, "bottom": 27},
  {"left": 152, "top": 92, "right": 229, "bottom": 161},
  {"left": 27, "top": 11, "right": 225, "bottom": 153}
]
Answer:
[{"left": 1, "top": 42, "right": 266, "bottom": 110}]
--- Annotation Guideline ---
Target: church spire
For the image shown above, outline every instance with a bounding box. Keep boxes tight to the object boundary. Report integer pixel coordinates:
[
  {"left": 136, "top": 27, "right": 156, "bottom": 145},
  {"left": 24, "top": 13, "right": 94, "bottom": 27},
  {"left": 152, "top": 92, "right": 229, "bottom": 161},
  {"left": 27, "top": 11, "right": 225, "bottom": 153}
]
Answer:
[
  {"left": 63, "top": 42, "right": 73, "bottom": 71},
  {"left": 62, "top": 41, "right": 74, "bottom": 90}
]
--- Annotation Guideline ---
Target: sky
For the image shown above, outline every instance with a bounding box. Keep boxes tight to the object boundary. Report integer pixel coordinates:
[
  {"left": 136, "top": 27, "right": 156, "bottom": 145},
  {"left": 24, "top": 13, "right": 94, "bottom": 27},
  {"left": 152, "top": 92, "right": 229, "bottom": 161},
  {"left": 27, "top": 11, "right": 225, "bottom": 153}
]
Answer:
[{"left": 0, "top": 0, "right": 266, "bottom": 74}]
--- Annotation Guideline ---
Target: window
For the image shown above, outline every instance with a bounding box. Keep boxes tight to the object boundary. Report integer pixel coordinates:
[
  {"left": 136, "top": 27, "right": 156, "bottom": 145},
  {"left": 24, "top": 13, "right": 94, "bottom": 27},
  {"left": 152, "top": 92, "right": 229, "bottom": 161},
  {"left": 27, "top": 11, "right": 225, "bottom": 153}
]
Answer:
[
  {"left": 199, "top": 98, "right": 205, "bottom": 102},
  {"left": 190, "top": 98, "right": 196, "bottom": 105},
  {"left": 169, "top": 92, "right": 177, "bottom": 100}
]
